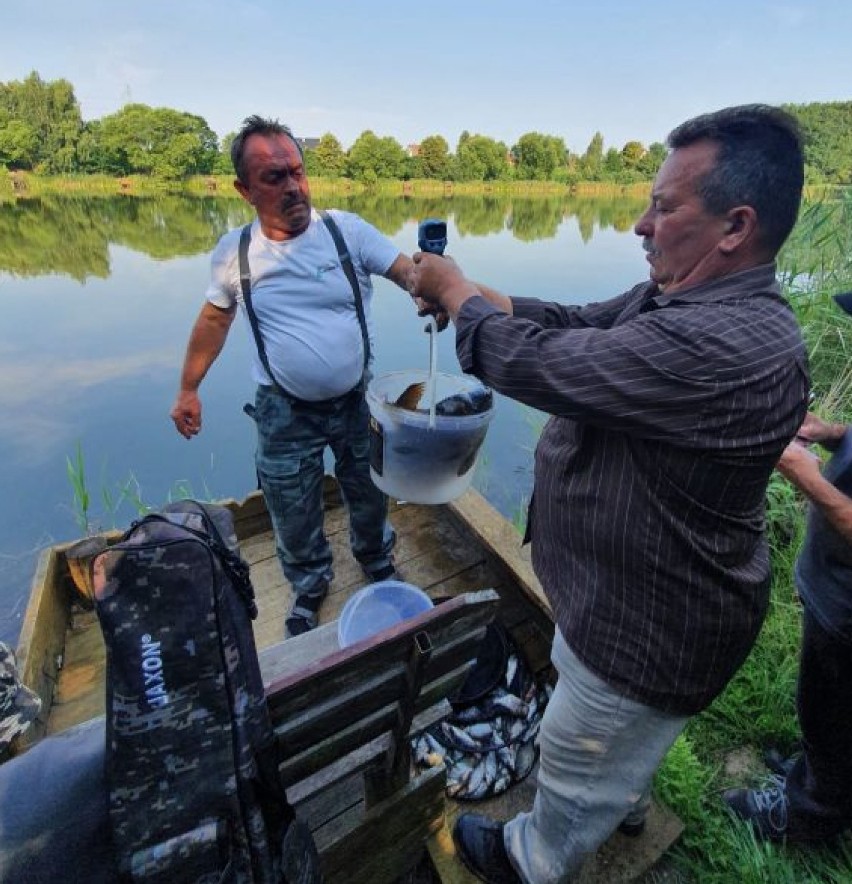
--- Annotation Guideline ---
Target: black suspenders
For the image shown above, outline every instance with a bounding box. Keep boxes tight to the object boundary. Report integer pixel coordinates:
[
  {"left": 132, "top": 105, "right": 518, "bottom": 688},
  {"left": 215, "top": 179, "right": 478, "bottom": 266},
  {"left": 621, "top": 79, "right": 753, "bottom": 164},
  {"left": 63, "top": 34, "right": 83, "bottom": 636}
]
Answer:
[{"left": 238, "top": 210, "right": 370, "bottom": 400}]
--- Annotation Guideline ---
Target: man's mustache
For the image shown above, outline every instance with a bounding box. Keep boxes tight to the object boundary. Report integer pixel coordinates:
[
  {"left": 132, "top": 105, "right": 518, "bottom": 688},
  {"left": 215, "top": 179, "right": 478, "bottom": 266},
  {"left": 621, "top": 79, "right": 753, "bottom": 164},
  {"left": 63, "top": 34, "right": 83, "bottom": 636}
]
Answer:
[
  {"left": 282, "top": 196, "right": 307, "bottom": 211},
  {"left": 643, "top": 239, "right": 660, "bottom": 257}
]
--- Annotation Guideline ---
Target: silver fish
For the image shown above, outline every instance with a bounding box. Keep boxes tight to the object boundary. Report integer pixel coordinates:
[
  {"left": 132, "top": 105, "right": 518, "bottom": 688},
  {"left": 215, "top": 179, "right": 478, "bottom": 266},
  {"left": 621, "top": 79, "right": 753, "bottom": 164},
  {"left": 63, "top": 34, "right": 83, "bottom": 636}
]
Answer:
[
  {"left": 442, "top": 722, "right": 480, "bottom": 753},
  {"left": 515, "top": 741, "right": 537, "bottom": 779}
]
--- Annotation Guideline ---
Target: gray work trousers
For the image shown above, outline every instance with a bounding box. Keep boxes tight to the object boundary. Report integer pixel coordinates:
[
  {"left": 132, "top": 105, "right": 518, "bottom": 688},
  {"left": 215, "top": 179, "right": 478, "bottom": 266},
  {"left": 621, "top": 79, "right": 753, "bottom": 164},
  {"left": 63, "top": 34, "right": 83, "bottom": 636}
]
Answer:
[
  {"left": 504, "top": 630, "right": 689, "bottom": 883},
  {"left": 253, "top": 384, "right": 395, "bottom": 597}
]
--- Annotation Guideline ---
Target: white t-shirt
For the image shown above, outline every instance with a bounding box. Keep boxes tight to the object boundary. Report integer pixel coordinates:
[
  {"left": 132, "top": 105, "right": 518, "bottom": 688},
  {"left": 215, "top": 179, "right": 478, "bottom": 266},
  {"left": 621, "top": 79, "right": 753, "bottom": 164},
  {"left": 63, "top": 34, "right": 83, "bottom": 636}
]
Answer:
[{"left": 206, "top": 208, "right": 400, "bottom": 401}]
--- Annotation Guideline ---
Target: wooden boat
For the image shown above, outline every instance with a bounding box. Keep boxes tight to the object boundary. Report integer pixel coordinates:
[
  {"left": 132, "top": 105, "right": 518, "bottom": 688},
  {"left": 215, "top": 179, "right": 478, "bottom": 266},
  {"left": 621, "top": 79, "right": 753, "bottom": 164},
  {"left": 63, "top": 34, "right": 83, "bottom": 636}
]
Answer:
[{"left": 15, "top": 482, "right": 681, "bottom": 882}]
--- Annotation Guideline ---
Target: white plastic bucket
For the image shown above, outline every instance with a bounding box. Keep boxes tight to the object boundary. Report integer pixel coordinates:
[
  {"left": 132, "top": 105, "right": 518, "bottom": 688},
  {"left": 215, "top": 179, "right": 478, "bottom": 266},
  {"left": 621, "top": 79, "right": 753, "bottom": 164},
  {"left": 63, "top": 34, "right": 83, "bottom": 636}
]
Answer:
[
  {"left": 338, "top": 580, "right": 434, "bottom": 647},
  {"left": 367, "top": 370, "right": 494, "bottom": 504}
]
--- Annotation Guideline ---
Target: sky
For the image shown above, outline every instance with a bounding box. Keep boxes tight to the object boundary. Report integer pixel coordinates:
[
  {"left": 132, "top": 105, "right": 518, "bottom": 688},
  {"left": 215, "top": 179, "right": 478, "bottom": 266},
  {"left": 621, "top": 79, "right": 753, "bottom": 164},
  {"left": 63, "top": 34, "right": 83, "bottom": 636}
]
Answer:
[{"left": 3, "top": 1, "right": 851, "bottom": 153}]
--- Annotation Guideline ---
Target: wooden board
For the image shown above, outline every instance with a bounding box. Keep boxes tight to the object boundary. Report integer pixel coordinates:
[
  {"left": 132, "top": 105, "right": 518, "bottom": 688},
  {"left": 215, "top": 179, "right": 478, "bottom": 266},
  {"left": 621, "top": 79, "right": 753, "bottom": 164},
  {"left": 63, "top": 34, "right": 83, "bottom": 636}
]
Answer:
[{"left": 429, "top": 763, "right": 684, "bottom": 884}]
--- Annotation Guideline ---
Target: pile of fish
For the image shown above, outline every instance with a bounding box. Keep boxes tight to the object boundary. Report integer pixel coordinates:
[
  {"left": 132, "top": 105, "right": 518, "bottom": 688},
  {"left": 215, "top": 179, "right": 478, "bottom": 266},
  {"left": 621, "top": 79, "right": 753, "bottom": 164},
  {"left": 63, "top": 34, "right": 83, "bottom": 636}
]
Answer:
[{"left": 411, "top": 644, "right": 551, "bottom": 801}]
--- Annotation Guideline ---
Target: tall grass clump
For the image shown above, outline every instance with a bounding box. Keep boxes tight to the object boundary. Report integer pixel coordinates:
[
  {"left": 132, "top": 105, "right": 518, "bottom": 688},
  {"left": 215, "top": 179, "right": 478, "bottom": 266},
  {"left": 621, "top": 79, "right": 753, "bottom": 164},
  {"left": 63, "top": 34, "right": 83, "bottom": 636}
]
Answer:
[{"left": 64, "top": 444, "right": 214, "bottom": 534}]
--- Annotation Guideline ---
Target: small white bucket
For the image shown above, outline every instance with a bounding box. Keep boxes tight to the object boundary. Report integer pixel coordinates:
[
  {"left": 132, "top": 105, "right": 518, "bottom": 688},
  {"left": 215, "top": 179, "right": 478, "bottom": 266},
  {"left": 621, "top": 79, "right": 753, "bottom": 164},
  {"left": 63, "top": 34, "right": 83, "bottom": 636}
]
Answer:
[{"left": 338, "top": 580, "right": 434, "bottom": 647}]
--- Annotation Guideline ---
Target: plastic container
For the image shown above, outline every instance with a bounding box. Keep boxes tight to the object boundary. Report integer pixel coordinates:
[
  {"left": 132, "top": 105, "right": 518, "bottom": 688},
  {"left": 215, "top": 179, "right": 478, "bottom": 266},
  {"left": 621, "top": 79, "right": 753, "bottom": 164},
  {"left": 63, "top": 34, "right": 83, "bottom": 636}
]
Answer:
[
  {"left": 338, "top": 580, "right": 434, "bottom": 648},
  {"left": 366, "top": 370, "right": 494, "bottom": 504}
]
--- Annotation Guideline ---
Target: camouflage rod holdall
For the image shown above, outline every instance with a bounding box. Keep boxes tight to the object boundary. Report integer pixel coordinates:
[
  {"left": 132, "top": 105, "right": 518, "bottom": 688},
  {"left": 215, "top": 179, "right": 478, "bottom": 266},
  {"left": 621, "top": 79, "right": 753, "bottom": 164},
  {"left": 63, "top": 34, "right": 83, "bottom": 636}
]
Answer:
[{"left": 92, "top": 500, "right": 322, "bottom": 883}]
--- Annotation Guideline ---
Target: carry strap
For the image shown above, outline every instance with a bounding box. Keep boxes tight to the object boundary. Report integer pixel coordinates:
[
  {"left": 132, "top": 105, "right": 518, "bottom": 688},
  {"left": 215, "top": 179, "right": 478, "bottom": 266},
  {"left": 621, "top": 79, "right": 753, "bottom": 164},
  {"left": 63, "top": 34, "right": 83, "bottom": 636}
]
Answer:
[{"left": 238, "top": 211, "right": 370, "bottom": 399}]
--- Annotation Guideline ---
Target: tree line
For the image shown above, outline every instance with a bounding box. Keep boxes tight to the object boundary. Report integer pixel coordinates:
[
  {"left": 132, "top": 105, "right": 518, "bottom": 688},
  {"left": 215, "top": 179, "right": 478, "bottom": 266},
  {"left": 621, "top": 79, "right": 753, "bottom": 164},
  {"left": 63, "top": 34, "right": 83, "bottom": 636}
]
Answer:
[{"left": 1, "top": 71, "right": 850, "bottom": 185}]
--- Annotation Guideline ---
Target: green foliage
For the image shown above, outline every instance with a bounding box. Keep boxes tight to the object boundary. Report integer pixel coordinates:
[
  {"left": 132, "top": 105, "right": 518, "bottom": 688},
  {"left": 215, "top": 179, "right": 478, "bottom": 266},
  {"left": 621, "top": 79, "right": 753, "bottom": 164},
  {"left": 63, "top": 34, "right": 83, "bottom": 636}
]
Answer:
[
  {"left": 66, "top": 442, "right": 91, "bottom": 534},
  {"left": 509, "top": 196, "right": 564, "bottom": 241},
  {"left": 417, "top": 134, "right": 451, "bottom": 180},
  {"left": 642, "top": 142, "right": 667, "bottom": 177},
  {"left": 0, "top": 71, "right": 83, "bottom": 172},
  {"left": 513, "top": 132, "right": 566, "bottom": 181},
  {"left": 578, "top": 131, "right": 604, "bottom": 179},
  {"left": 310, "top": 133, "right": 347, "bottom": 178},
  {"left": 0, "top": 72, "right": 848, "bottom": 192},
  {"left": 64, "top": 445, "right": 215, "bottom": 533},
  {"left": 211, "top": 131, "right": 236, "bottom": 175},
  {"left": 346, "top": 130, "right": 408, "bottom": 181},
  {"left": 3, "top": 71, "right": 852, "bottom": 189},
  {"left": 0, "top": 115, "right": 38, "bottom": 167},
  {"left": 94, "top": 104, "right": 218, "bottom": 179},
  {"left": 0, "top": 194, "right": 246, "bottom": 281},
  {"left": 453, "top": 133, "right": 511, "bottom": 182},
  {"left": 785, "top": 101, "right": 852, "bottom": 185},
  {"left": 779, "top": 192, "right": 852, "bottom": 401}
]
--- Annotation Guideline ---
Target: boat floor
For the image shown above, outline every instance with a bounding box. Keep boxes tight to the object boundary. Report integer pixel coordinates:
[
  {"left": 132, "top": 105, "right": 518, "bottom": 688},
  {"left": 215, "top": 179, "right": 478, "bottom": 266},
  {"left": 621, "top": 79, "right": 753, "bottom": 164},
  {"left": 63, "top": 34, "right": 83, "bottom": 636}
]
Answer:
[
  {"left": 46, "top": 493, "right": 556, "bottom": 737},
  {"left": 45, "top": 491, "right": 683, "bottom": 882}
]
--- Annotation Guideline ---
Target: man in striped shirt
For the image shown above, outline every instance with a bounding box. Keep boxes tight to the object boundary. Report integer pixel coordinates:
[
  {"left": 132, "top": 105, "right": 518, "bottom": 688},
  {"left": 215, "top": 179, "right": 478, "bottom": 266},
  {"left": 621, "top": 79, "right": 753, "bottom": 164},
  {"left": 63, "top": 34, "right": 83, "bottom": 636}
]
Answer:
[{"left": 410, "top": 105, "right": 809, "bottom": 883}]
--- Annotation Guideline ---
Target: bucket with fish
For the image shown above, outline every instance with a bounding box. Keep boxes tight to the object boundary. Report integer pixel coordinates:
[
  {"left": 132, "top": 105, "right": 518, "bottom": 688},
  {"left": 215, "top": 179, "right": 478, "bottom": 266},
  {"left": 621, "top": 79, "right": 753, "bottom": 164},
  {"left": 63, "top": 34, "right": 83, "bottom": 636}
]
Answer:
[{"left": 367, "top": 327, "right": 494, "bottom": 504}]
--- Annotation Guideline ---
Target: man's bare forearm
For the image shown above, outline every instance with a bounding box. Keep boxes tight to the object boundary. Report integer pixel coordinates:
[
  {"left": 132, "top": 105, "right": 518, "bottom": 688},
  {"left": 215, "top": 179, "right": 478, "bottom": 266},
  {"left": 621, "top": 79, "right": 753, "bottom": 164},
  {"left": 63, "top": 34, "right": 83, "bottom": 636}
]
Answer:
[
  {"left": 778, "top": 436, "right": 852, "bottom": 544},
  {"left": 179, "top": 302, "right": 235, "bottom": 392}
]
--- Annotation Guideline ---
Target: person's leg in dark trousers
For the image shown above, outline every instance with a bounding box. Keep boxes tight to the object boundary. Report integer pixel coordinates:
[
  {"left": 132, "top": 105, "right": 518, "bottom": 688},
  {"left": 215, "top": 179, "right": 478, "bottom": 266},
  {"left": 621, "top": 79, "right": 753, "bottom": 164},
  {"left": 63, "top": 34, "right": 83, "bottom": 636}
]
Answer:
[
  {"left": 254, "top": 386, "right": 333, "bottom": 635},
  {"left": 329, "top": 389, "right": 395, "bottom": 578},
  {"left": 785, "top": 608, "right": 852, "bottom": 837}
]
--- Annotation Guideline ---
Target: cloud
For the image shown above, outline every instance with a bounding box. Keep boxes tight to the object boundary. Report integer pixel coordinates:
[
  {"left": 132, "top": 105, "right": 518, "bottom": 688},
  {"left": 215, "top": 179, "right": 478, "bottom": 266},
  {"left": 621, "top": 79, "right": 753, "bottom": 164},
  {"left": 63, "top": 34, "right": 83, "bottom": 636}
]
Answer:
[
  {"left": 0, "top": 349, "right": 177, "bottom": 465},
  {"left": 0, "top": 349, "right": 176, "bottom": 407}
]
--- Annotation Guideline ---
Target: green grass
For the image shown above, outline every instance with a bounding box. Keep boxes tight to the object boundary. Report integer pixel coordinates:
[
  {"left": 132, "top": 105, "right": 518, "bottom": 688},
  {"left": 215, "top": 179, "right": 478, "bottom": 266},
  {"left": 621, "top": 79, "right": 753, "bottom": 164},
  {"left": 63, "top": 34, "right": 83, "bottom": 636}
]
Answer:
[{"left": 2, "top": 170, "right": 652, "bottom": 201}]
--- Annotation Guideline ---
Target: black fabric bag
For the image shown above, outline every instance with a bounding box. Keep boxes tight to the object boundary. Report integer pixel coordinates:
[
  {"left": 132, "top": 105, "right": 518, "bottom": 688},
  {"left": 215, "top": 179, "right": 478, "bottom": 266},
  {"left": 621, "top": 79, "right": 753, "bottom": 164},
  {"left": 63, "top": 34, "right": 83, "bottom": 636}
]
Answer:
[{"left": 93, "top": 499, "right": 322, "bottom": 883}]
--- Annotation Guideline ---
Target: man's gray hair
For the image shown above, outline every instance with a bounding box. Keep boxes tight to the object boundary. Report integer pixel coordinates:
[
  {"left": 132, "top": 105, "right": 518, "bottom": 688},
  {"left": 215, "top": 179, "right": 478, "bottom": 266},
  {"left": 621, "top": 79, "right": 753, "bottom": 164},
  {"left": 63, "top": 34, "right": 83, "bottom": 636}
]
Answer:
[
  {"left": 230, "top": 115, "right": 302, "bottom": 183},
  {"left": 667, "top": 104, "right": 804, "bottom": 254}
]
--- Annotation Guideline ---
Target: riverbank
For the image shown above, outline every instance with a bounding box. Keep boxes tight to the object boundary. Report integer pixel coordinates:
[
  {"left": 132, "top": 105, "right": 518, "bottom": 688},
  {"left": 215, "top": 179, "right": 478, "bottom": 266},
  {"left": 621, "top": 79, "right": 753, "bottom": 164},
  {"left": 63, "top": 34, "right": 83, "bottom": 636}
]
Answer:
[
  {"left": 2, "top": 170, "right": 845, "bottom": 204},
  {"left": 0, "top": 171, "right": 652, "bottom": 202}
]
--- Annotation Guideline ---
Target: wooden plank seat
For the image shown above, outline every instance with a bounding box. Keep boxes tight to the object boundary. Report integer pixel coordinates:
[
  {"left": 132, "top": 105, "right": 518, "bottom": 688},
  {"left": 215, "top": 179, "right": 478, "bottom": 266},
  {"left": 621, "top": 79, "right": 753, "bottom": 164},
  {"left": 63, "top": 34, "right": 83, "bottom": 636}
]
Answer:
[{"left": 258, "top": 588, "right": 500, "bottom": 884}]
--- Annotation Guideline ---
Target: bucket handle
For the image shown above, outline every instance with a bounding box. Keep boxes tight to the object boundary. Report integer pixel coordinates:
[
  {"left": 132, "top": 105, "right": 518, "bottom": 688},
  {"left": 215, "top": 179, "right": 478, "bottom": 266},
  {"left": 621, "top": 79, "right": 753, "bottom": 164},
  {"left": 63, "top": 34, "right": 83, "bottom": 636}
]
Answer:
[{"left": 425, "top": 316, "right": 438, "bottom": 428}]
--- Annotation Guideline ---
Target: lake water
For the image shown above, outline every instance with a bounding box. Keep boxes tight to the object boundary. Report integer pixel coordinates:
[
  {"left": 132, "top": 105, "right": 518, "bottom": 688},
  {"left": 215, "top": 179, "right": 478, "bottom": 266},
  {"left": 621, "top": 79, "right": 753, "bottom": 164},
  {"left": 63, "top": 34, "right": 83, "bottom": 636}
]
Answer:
[{"left": 0, "top": 191, "right": 650, "bottom": 644}]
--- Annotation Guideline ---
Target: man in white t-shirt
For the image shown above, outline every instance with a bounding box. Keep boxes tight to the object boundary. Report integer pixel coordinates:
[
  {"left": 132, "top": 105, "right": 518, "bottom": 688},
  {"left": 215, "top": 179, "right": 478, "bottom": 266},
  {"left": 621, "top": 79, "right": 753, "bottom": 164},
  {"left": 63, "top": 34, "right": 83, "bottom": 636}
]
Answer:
[{"left": 170, "top": 115, "right": 422, "bottom": 636}]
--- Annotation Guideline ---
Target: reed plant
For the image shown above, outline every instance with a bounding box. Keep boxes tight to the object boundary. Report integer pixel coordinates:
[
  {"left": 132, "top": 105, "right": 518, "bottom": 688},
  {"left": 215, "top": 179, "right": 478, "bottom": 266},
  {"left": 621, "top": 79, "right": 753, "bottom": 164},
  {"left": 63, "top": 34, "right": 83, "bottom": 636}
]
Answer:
[
  {"left": 65, "top": 442, "right": 92, "bottom": 534},
  {"left": 65, "top": 445, "right": 212, "bottom": 534}
]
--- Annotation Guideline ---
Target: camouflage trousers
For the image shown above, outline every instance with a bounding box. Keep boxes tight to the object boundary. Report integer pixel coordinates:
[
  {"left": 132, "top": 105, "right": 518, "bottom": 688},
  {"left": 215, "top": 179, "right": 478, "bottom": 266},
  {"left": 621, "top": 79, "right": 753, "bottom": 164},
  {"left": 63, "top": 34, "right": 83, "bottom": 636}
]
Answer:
[{"left": 253, "top": 383, "right": 395, "bottom": 598}]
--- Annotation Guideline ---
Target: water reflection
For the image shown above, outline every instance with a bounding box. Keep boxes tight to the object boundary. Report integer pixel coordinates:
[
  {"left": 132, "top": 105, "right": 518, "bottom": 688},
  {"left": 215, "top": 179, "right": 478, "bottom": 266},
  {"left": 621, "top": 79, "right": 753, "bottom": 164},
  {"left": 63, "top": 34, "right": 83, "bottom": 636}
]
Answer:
[{"left": 0, "top": 193, "right": 648, "bottom": 280}]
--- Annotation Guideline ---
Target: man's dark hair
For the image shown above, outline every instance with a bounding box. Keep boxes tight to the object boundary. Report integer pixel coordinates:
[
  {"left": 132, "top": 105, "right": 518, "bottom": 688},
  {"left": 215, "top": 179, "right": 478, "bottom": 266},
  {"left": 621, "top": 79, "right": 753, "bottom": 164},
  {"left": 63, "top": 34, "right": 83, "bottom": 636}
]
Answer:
[
  {"left": 230, "top": 115, "right": 302, "bottom": 183},
  {"left": 667, "top": 104, "right": 804, "bottom": 254}
]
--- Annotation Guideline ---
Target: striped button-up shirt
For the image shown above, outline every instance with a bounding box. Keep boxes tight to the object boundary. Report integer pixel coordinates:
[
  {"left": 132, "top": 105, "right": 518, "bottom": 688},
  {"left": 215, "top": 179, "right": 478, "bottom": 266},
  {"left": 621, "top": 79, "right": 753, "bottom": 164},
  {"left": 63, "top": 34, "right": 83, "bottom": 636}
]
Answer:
[{"left": 456, "top": 264, "right": 809, "bottom": 714}]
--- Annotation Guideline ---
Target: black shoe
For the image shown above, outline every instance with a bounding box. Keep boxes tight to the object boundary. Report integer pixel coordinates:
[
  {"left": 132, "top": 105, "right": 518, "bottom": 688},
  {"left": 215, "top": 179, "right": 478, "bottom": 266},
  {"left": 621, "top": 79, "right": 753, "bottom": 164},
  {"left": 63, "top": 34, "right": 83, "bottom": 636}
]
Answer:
[
  {"left": 725, "top": 776, "right": 848, "bottom": 845},
  {"left": 285, "top": 581, "right": 328, "bottom": 638},
  {"left": 763, "top": 748, "right": 798, "bottom": 778},
  {"left": 617, "top": 816, "right": 646, "bottom": 837},
  {"left": 452, "top": 814, "right": 521, "bottom": 884},
  {"left": 724, "top": 775, "right": 791, "bottom": 842},
  {"left": 362, "top": 562, "right": 399, "bottom": 583}
]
